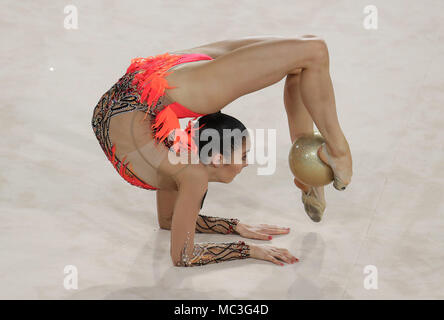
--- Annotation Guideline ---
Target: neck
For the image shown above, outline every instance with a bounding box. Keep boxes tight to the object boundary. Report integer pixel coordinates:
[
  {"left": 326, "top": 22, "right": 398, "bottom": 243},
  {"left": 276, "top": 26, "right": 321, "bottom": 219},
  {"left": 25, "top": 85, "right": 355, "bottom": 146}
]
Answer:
[{"left": 204, "top": 164, "right": 220, "bottom": 182}]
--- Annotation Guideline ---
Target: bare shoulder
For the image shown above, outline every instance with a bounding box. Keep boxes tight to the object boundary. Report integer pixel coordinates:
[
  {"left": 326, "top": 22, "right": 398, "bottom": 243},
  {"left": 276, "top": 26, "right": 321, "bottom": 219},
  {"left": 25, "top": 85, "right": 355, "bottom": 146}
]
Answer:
[{"left": 174, "top": 164, "right": 209, "bottom": 192}]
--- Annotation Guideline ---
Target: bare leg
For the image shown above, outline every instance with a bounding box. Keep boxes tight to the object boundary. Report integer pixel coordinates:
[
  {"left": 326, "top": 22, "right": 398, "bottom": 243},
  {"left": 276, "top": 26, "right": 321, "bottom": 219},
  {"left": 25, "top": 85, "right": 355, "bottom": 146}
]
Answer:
[
  {"left": 165, "top": 37, "right": 352, "bottom": 188},
  {"left": 284, "top": 70, "right": 313, "bottom": 144},
  {"left": 284, "top": 71, "right": 326, "bottom": 221},
  {"left": 287, "top": 40, "right": 353, "bottom": 189}
]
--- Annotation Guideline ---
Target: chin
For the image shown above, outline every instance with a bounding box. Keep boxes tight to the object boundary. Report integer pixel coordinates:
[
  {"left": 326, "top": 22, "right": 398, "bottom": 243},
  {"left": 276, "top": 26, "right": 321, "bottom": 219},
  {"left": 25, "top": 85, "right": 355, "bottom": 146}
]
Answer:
[
  {"left": 227, "top": 176, "right": 236, "bottom": 183},
  {"left": 220, "top": 176, "right": 235, "bottom": 184}
]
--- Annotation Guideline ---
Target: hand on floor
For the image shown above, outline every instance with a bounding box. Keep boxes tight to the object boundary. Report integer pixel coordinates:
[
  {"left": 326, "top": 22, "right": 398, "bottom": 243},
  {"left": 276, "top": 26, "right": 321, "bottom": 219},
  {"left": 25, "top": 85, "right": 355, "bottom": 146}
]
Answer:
[{"left": 234, "top": 222, "right": 290, "bottom": 240}]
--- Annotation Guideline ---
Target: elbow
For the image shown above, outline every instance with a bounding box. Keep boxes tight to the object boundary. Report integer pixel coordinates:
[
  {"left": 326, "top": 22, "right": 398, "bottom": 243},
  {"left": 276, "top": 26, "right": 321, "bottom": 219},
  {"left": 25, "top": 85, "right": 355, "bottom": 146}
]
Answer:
[
  {"left": 171, "top": 256, "right": 185, "bottom": 267},
  {"left": 159, "top": 223, "right": 171, "bottom": 230},
  {"left": 158, "top": 218, "right": 172, "bottom": 230},
  {"left": 171, "top": 250, "right": 189, "bottom": 267}
]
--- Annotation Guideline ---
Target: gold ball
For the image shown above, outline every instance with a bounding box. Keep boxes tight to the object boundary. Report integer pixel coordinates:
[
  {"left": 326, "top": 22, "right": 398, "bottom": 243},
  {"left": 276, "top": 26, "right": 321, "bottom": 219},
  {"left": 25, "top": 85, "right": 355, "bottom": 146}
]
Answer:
[{"left": 288, "top": 132, "right": 333, "bottom": 187}]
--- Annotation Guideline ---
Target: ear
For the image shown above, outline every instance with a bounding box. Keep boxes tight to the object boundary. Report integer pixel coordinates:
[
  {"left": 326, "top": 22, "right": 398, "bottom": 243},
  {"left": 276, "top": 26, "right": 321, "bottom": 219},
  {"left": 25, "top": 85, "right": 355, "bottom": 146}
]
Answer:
[{"left": 209, "top": 153, "right": 224, "bottom": 167}]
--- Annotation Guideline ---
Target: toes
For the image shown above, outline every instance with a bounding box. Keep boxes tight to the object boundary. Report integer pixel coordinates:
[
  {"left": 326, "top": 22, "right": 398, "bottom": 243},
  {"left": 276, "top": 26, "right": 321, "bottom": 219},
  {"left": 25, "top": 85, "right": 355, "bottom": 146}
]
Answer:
[
  {"left": 333, "top": 182, "right": 346, "bottom": 191},
  {"left": 305, "top": 205, "right": 323, "bottom": 222},
  {"left": 333, "top": 176, "right": 349, "bottom": 191}
]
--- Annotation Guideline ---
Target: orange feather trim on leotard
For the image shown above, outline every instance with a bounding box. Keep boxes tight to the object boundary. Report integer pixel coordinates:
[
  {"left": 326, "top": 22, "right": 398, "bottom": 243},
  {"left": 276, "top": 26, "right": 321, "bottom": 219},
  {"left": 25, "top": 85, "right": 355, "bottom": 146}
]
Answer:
[
  {"left": 126, "top": 52, "right": 203, "bottom": 154},
  {"left": 151, "top": 106, "right": 180, "bottom": 144},
  {"left": 106, "top": 144, "right": 158, "bottom": 190},
  {"left": 126, "top": 52, "right": 181, "bottom": 118}
]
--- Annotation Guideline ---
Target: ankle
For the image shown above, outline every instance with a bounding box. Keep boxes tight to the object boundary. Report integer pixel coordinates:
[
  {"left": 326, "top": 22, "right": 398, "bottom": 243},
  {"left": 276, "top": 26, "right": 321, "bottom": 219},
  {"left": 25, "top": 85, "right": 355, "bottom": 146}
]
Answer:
[
  {"left": 325, "top": 138, "right": 350, "bottom": 158},
  {"left": 329, "top": 146, "right": 349, "bottom": 158}
]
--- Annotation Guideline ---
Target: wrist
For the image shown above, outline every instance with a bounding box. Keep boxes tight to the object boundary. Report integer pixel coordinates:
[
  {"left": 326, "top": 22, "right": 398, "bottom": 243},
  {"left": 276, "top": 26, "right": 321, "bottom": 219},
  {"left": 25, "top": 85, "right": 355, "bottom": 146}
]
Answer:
[
  {"left": 228, "top": 218, "right": 241, "bottom": 234},
  {"left": 246, "top": 242, "right": 256, "bottom": 259},
  {"left": 235, "top": 240, "right": 251, "bottom": 259}
]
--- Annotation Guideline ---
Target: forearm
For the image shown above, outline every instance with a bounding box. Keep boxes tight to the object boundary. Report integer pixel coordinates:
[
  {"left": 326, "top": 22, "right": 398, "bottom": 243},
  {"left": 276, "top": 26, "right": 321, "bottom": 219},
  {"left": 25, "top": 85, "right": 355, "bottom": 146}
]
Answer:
[
  {"left": 195, "top": 214, "right": 240, "bottom": 234},
  {"left": 170, "top": 174, "right": 249, "bottom": 268},
  {"left": 176, "top": 238, "right": 250, "bottom": 267}
]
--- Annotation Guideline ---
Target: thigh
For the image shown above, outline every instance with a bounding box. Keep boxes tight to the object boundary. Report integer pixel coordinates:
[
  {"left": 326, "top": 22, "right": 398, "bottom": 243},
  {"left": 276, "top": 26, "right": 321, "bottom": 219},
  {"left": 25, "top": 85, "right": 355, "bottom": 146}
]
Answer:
[{"left": 165, "top": 38, "right": 318, "bottom": 114}]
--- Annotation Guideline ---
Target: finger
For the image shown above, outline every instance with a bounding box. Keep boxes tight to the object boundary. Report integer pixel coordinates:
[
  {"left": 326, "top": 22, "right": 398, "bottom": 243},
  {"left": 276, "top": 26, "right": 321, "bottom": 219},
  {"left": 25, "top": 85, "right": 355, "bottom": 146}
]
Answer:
[
  {"left": 274, "top": 248, "right": 299, "bottom": 263},
  {"left": 258, "top": 224, "right": 286, "bottom": 228},
  {"left": 271, "top": 247, "right": 292, "bottom": 263},
  {"left": 251, "top": 232, "right": 272, "bottom": 241},
  {"left": 267, "top": 255, "right": 284, "bottom": 266},
  {"left": 258, "top": 224, "right": 291, "bottom": 231},
  {"left": 243, "top": 230, "right": 272, "bottom": 240},
  {"left": 259, "top": 228, "right": 290, "bottom": 235},
  {"left": 274, "top": 252, "right": 293, "bottom": 264}
]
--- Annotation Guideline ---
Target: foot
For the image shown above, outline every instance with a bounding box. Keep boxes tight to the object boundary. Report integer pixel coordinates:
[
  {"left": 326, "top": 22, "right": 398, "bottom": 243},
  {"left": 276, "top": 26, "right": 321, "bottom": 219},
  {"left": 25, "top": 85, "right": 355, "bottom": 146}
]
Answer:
[
  {"left": 294, "top": 178, "right": 326, "bottom": 222},
  {"left": 317, "top": 143, "right": 353, "bottom": 191},
  {"left": 301, "top": 186, "right": 326, "bottom": 223}
]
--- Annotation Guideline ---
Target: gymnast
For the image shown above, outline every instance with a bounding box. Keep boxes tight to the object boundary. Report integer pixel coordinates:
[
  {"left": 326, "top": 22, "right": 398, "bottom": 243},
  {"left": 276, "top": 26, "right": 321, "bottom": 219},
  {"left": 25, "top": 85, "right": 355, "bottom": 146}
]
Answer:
[{"left": 91, "top": 35, "right": 353, "bottom": 267}]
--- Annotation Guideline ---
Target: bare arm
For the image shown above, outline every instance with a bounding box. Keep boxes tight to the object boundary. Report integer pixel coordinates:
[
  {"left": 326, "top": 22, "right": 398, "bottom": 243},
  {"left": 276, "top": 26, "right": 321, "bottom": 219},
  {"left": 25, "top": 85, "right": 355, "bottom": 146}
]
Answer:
[
  {"left": 171, "top": 35, "right": 287, "bottom": 59},
  {"left": 157, "top": 189, "right": 241, "bottom": 235},
  {"left": 170, "top": 167, "right": 250, "bottom": 267}
]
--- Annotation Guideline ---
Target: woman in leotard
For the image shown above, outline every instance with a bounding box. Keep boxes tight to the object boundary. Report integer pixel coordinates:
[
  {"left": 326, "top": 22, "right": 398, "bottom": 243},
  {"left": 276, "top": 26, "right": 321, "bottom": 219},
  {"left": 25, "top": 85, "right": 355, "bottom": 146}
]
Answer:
[{"left": 91, "top": 35, "right": 353, "bottom": 267}]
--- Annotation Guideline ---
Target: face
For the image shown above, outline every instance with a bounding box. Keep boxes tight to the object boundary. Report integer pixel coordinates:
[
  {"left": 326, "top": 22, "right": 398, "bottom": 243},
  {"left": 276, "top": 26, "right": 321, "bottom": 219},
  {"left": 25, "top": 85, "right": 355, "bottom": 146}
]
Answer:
[{"left": 216, "top": 138, "right": 250, "bottom": 183}]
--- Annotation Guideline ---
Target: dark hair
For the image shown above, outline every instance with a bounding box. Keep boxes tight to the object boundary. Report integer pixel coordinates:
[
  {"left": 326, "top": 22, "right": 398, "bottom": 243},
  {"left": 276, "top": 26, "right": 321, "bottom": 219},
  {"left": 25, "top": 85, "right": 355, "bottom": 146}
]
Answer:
[{"left": 193, "top": 111, "right": 249, "bottom": 163}]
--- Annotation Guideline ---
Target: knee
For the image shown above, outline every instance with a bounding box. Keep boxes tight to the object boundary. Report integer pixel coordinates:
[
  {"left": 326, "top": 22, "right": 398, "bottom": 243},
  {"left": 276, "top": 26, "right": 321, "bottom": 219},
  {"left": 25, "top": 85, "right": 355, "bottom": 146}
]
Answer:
[{"left": 305, "top": 38, "right": 329, "bottom": 66}]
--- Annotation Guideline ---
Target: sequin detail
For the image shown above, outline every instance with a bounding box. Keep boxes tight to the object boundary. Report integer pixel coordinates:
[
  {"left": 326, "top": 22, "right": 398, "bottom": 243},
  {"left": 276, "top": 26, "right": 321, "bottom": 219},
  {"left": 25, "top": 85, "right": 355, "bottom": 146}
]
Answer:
[
  {"left": 195, "top": 215, "right": 240, "bottom": 234},
  {"left": 176, "top": 231, "right": 250, "bottom": 267}
]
